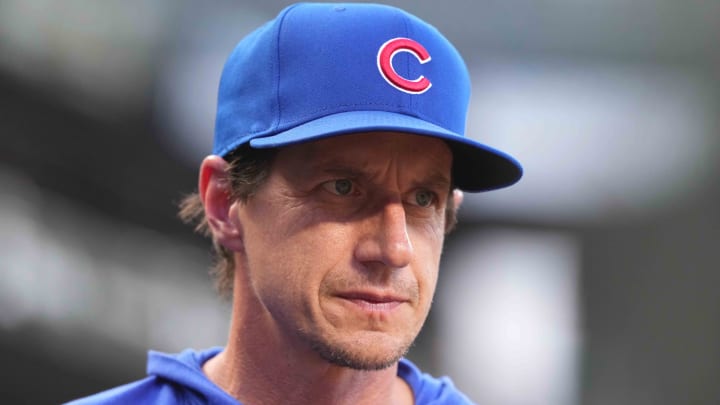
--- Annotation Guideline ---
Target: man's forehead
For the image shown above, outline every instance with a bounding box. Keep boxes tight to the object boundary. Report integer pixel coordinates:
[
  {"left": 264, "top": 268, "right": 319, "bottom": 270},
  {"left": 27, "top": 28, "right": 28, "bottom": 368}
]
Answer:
[{"left": 273, "top": 132, "right": 453, "bottom": 184}]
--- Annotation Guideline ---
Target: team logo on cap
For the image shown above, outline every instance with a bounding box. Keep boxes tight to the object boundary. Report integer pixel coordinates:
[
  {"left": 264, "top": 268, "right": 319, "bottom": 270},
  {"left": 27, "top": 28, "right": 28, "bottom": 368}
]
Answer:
[{"left": 377, "top": 37, "right": 432, "bottom": 94}]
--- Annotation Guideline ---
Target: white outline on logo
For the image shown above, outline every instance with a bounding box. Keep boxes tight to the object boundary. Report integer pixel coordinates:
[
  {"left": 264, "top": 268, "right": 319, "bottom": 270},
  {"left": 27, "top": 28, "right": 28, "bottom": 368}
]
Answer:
[{"left": 376, "top": 37, "right": 432, "bottom": 94}]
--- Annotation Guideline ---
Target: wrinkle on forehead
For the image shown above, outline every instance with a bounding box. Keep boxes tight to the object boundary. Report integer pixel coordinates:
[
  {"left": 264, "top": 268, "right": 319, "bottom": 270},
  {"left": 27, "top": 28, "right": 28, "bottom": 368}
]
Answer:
[{"left": 276, "top": 132, "right": 452, "bottom": 188}]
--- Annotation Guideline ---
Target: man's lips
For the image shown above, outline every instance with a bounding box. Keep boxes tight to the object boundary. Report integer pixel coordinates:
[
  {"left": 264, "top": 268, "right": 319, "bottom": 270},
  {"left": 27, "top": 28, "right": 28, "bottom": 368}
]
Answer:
[{"left": 335, "top": 291, "right": 409, "bottom": 312}]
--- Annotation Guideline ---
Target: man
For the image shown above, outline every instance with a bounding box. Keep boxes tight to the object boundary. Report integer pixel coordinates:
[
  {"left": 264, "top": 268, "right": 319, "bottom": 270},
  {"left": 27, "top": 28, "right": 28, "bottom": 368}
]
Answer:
[{"left": 69, "top": 2, "right": 521, "bottom": 404}]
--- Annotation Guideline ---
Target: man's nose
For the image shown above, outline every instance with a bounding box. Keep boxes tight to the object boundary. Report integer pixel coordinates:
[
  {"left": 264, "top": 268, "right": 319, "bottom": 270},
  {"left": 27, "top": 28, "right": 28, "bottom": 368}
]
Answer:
[{"left": 354, "top": 200, "right": 414, "bottom": 269}]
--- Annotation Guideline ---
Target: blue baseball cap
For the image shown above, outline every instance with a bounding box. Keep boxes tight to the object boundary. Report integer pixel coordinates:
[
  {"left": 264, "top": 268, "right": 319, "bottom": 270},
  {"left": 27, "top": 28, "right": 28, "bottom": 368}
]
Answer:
[{"left": 214, "top": 2, "right": 522, "bottom": 192}]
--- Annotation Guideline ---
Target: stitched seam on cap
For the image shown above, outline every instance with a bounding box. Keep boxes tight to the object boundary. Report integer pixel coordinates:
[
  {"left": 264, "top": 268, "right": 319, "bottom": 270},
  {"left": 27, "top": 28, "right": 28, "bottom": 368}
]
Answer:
[
  {"left": 400, "top": 11, "right": 415, "bottom": 112},
  {"left": 273, "top": 4, "right": 302, "bottom": 133}
]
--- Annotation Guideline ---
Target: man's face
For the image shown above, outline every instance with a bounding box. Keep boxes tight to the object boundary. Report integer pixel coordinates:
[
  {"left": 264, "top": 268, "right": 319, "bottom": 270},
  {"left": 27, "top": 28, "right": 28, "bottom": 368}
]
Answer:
[{"left": 235, "top": 132, "right": 452, "bottom": 370}]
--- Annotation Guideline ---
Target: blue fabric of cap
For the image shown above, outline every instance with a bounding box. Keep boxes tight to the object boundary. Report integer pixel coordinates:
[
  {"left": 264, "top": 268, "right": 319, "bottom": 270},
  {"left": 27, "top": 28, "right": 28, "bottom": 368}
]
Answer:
[{"left": 213, "top": 2, "right": 522, "bottom": 192}]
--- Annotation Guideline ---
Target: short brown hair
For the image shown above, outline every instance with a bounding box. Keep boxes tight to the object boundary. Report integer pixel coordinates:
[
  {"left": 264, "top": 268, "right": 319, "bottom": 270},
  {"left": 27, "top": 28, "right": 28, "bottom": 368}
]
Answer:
[{"left": 179, "top": 145, "right": 458, "bottom": 298}]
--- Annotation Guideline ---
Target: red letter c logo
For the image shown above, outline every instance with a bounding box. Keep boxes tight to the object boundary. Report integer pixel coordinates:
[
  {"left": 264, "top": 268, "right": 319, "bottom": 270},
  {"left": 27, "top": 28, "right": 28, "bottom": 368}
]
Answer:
[{"left": 377, "top": 38, "right": 432, "bottom": 94}]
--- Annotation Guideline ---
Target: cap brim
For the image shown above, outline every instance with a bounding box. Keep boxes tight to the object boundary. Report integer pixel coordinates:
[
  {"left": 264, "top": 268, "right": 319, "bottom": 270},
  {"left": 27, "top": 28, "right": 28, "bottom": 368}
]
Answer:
[{"left": 248, "top": 110, "right": 522, "bottom": 192}]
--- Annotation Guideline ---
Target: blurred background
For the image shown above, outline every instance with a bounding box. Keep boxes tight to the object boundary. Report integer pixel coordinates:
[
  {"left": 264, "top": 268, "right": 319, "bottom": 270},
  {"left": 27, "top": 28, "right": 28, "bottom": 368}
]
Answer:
[{"left": 1, "top": 0, "right": 719, "bottom": 404}]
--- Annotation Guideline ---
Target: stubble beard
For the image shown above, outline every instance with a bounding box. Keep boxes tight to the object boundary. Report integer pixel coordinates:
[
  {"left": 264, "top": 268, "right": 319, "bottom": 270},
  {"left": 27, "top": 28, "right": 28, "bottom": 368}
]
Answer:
[
  {"left": 305, "top": 276, "right": 426, "bottom": 370},
  {"left": 305, "top": 332, "right": 415, "bottom": 371}
]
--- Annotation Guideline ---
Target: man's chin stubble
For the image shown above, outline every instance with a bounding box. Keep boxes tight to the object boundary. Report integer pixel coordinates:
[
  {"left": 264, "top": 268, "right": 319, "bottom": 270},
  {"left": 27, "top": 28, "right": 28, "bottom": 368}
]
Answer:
[{"left": 306, "top": 334, "right": 413, "bottom": 371}]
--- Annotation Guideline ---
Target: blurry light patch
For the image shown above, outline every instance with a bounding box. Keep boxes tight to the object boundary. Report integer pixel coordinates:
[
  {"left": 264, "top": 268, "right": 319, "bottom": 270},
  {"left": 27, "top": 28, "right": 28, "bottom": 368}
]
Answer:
[
  {"left": 153, "top": 5, "right": 268, "bottom": 165},
  {"left": 0, "top": 167, "right": 229, "bottom": 353},
  {"left": 465, "top": 61, "right": 717, "bottom": 223},
  {"left": 438, "top": 229, "right": 580, "bottom": 405},
  {"left": 0, "top": 0, "right": 171, "bottom": 117}
]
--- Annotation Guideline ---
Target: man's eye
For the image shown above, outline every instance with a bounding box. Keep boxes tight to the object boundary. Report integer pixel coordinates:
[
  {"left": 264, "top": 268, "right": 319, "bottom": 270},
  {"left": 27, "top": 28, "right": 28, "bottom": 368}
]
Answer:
[
  {"left": 414, "top": 189, "right": 436, "bottom": 207},
  {"left": 322, "top": 179, "right": 354, "bottom": 196}
]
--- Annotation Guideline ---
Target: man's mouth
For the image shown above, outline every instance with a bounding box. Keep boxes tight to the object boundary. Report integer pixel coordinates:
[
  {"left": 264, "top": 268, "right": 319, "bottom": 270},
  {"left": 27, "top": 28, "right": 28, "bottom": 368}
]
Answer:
[{"left": 336, "top": 291, "right": 408, "bottom": 312}]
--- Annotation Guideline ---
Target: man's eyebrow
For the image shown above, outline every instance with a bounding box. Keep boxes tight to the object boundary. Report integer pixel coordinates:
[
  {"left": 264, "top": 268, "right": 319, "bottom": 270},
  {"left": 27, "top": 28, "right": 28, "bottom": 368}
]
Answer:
[
  {"left": 318, "top": 166, "right": 367, "bottom": 178},
  {"left": 306, "top": 158, "right": 451, "bottom": 187},
  {"left": 415, "top": 170, "right": 452, "bottom": 191}
]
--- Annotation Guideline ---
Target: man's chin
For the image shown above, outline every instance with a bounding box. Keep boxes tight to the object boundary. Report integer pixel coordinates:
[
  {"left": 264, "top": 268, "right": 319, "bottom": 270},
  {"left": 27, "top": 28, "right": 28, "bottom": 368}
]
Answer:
[{"left": 307, "top": 332, "right": 413, "bottom": 371}]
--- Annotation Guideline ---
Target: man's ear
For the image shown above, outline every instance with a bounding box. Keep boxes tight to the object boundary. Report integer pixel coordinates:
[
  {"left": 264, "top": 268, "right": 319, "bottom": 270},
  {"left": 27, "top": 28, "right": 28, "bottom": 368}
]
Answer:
[{"left": 199, "top": 155, "right": 244, "bottom": 252}]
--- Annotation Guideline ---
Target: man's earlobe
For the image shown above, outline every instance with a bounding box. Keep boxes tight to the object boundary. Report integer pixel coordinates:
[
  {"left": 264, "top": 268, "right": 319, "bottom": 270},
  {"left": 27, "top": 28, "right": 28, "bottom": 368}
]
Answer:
[{"left": 199, "top": 156, "right": 244, "bottom": 251}]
